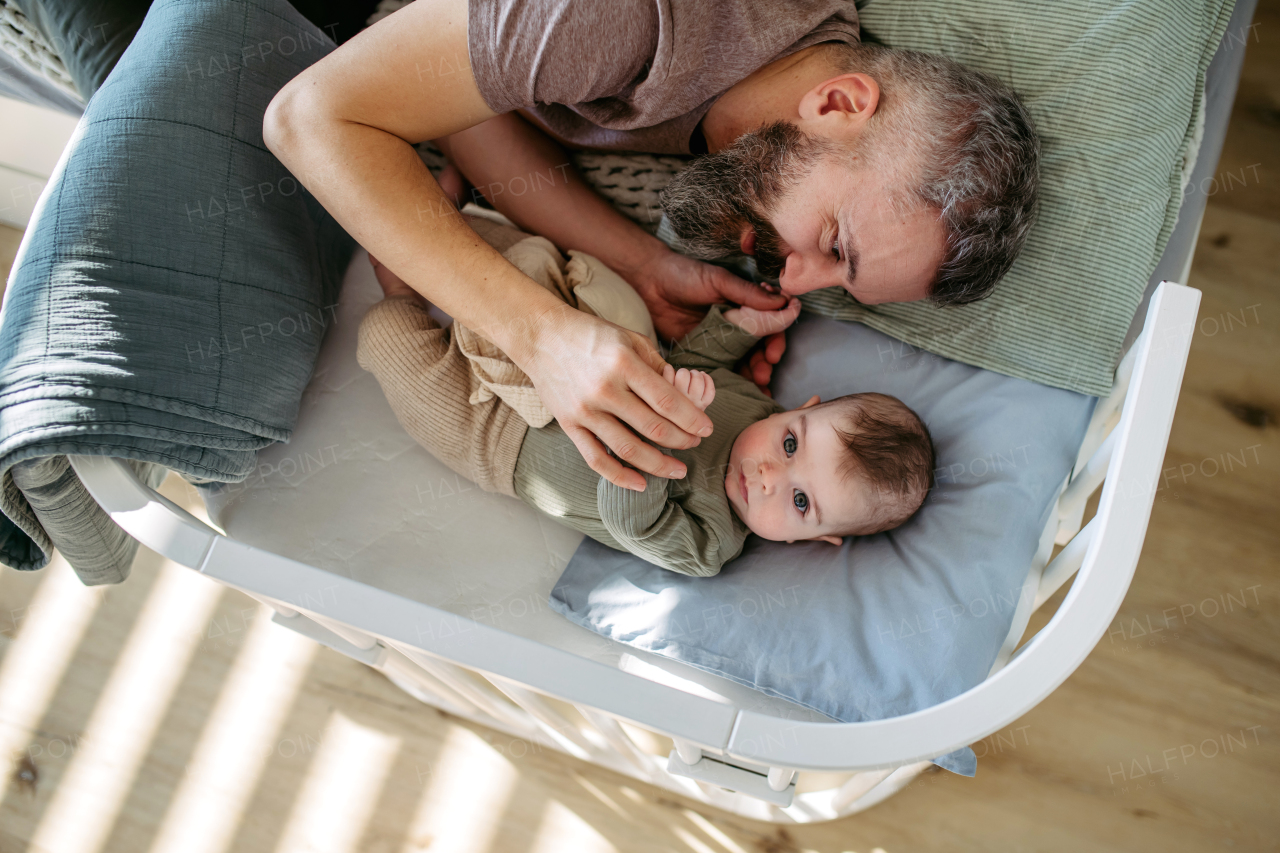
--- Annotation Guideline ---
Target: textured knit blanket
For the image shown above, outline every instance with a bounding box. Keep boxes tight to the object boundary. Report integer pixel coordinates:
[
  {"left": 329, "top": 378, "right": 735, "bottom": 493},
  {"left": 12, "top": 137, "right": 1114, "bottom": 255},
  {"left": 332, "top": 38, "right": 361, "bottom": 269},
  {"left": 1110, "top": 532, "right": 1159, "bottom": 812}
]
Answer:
[{"left": 0, "top": 0, "right": 354, "bottom": 583}]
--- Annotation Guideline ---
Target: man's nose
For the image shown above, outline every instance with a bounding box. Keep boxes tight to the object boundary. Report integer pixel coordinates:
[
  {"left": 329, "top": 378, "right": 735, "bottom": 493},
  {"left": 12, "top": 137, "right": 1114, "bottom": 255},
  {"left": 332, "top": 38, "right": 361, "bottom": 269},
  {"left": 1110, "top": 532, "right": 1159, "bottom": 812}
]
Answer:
[{"left": 779, "top": 252, "right": 819, "bottom": 296}]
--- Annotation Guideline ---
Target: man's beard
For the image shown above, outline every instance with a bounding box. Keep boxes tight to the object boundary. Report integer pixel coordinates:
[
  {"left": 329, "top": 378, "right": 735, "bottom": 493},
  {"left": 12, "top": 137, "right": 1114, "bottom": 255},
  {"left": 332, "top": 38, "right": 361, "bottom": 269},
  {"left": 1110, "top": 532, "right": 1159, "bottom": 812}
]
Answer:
[{"left": 659, "top": 120, "right": 833, "bottom": 280}]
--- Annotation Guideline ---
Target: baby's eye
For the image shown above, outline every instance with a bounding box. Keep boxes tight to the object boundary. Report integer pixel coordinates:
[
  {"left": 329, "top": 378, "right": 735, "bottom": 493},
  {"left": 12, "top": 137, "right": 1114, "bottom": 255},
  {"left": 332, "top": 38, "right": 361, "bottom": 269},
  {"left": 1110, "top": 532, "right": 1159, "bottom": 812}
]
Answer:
[
  {"left": 793, "top": 490, "right": 809, "bottom": 513},
  {"left": 783, "top": 433, "right": 797, "bottom": 455}
]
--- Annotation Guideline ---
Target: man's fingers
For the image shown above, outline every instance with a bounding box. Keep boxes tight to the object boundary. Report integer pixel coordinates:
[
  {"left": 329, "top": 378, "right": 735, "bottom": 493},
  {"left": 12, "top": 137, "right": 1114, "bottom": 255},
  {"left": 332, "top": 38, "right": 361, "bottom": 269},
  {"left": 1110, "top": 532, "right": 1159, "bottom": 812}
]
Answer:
[
  {"left": 708, "top": 268, "right": 788, "bottom": 311},
  {"left": 626, "top": 330, "right": 670, "bottom": 375},
  {"left": 750, "top": 350, "right": 773, "bottom": 388},
  {"left": 589, "top": 414, "right": 688, "bottom": 480},
  {"left": 627, "top": 364, "right": 714, "bottom": 446},
  {"left": 562, "top": 423, "right": 646, "bottom": 492},
  {"left": 764, "top": 331, "right": 788, "bottom": 365}
]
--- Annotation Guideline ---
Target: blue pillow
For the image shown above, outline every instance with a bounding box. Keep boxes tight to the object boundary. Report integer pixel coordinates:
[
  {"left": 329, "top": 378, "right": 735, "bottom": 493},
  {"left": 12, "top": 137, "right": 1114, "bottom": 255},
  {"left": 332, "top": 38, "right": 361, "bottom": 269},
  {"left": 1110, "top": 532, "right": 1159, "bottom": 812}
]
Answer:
[{"left": 551, "top": 313, "right": 1095, "bottom": 775}]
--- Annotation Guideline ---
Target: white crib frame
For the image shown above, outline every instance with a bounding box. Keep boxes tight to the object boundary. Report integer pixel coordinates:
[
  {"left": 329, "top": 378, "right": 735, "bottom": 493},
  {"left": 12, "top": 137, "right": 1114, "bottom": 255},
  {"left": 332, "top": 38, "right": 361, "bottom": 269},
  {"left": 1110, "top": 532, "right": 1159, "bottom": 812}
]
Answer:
[{"left": 68, "top": 279, "right": 1199, "bottom": 823}]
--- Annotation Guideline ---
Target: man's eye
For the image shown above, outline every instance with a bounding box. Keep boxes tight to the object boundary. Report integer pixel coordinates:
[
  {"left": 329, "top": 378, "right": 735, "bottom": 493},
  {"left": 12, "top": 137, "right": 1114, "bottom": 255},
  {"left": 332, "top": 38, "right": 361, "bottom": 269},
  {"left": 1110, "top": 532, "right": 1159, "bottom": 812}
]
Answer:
[
  {"left": 793, "top": 490, "right": 809, "bottom": 512},
  {"left": 783, "top": 433, "right": 797, "bottom": 455},
  {"left": 832, "top": 235, "right": 842, "bottom": 262}
]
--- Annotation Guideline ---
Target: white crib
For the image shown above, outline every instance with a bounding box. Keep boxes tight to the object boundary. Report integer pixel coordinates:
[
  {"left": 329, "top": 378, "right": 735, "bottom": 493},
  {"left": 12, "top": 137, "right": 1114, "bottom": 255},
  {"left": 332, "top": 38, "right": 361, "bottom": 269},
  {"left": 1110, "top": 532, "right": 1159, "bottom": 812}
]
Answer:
[{"left": 67, "top": 276, "right": 1199, "bottom": 823}]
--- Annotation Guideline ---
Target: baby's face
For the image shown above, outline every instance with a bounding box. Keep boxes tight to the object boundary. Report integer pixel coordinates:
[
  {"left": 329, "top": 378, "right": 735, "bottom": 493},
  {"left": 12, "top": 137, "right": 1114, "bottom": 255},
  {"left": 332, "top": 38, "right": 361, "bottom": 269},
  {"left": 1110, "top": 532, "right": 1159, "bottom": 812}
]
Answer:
[{"left": 724, "top": 396, "right": 868, "bottom": 545}]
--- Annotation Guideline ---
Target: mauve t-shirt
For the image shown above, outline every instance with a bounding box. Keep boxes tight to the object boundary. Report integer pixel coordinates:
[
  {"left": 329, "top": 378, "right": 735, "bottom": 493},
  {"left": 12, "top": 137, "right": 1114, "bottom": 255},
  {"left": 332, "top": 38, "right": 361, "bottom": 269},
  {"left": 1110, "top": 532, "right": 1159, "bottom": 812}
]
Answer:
[{"left": 466, "top": 0, "right": 860, "bottom": 155}]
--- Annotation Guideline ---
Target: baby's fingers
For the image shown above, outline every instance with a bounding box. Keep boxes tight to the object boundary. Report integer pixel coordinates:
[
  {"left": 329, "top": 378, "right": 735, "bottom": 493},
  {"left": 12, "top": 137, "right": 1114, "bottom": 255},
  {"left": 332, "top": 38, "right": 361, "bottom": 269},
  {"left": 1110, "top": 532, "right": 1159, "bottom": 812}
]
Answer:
[
  {"left": 696, "top": 370, "right": 715, "bottom": 410},
  {"left": 685, "top": 369, "right": 715, "bottom": 411},
  {"left": 666, "top": 367, "right": 715, "bottom": 411}
]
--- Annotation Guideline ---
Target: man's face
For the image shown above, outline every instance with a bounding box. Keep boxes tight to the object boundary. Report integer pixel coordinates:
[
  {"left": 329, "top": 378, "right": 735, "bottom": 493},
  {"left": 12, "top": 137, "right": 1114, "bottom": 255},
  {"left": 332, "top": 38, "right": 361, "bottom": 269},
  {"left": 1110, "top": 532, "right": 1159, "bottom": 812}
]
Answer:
[{"left": 661, "top": 121, "right": 946, "bottom": 305}]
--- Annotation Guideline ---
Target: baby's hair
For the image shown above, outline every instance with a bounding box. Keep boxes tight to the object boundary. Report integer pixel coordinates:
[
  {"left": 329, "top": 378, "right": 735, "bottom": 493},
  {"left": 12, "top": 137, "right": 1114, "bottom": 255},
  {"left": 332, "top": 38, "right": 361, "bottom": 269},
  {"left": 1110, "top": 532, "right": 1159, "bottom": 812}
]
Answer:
[{"left": 825, "top": 393, "right": 935, "bottom": 535}]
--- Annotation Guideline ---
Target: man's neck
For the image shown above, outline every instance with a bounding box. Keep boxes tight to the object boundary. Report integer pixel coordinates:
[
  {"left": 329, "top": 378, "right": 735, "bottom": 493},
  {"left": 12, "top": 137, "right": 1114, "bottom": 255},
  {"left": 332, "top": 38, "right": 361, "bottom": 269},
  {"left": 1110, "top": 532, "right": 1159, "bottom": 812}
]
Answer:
[{"left": 699, "top": 45, "right": 832, "bottom": 153}]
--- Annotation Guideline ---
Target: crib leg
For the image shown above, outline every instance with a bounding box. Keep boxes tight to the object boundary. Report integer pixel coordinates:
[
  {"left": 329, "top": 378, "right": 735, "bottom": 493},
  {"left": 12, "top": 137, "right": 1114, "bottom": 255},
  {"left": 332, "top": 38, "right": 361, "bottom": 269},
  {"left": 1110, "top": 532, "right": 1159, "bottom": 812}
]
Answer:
[
  {"left": 767, "top": 766, "right": 797, "bottom": 792},
  {"left": 673, "top": 738, "right": 703, "bottom": 765},
  {"left": 303, "top": 612, "right": 378, "bottom": 651},
  {"left": 240, "top": 590, "right": 298, "bottom": 619},
  {"left": 488, "top": 677, "right": 598, "bottom": 760},
  {"left": 380, "top": 648, "right": 479, "bottom": 717},
  {"left": 386, "top": 641, "right": 532, "bottom": 732},
  {"left": 576, "top": 705, "right": 657, "bottom": 779},
  {"left": 831, "top": 767, "right": 895, "bottom": 814}
]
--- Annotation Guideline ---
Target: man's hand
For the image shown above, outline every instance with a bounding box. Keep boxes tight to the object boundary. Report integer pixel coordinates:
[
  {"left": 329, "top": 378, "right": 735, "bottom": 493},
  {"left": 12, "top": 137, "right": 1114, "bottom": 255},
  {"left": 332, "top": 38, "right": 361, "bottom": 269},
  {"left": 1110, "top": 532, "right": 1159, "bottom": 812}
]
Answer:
[
  {"left": 521, "top": 305, "right": 714, "bottom": 492},
  {"left": 629, "top": 247, "right": 787, "bottom": 342},
  {"left": 738, "top": 333, "right": 788, "bottom": 397}
]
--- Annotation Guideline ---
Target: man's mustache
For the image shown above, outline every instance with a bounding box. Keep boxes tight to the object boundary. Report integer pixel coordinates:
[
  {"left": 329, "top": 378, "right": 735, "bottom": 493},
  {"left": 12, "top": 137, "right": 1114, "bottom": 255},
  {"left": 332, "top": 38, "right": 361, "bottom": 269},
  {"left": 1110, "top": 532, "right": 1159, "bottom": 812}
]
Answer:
[{"left": 744, "top": 215, "right": 788, "bottom": 281}]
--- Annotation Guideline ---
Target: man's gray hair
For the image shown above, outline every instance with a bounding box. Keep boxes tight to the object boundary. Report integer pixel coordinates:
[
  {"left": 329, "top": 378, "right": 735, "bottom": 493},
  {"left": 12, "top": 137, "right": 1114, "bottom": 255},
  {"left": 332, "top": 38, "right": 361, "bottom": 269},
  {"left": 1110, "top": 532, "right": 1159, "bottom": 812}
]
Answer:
[{"left": 821, "top": 42, "right": 1041, "bottom": 306}]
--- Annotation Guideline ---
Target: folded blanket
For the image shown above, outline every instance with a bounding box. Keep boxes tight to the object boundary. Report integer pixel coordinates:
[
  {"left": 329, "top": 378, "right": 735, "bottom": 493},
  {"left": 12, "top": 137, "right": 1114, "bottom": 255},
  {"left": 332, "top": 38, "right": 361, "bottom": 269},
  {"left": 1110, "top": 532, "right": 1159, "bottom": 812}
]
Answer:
[{"left": 0, "top": 0, "right": 356, "bottom": 584}]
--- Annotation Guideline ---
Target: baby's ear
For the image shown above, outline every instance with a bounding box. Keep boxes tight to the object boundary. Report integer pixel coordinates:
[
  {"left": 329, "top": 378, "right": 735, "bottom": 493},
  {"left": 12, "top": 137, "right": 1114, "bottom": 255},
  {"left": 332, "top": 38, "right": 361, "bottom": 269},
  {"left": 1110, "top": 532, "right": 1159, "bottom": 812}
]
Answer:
[{"left": 812, "top": 534, "right": 844, "bottom": 546}]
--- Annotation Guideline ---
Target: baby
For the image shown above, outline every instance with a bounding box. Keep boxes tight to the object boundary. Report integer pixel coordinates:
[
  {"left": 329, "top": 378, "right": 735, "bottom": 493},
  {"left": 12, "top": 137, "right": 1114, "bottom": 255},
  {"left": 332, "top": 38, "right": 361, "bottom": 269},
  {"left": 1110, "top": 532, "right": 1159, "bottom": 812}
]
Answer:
[{"left": 357, "top": 214, "right": 934, "bottom": 577}]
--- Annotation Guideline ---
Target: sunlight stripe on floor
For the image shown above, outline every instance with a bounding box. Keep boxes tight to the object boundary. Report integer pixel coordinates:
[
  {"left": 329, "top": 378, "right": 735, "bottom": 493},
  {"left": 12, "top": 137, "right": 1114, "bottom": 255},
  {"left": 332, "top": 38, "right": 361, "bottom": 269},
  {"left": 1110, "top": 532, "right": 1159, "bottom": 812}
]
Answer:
[
  {"left": 0, "top": 557, "right": 104, "bottom": 802},
  {"left": 674, "top": 825, "right": 718, "bottom": 853},
  {"left": 530, "top": 800, "right": 617, "bottom": 853},
  {"left": 398, "top": 725, "right": 517, "bottom": 853},
  {"left": 146, "top": 606, "right": 317, "bottom": 853},
  {"left": 682, "top": 809, "right": 750, "bottom": 853},
  {"left": 28, "top": 561, "right": 224, "bottom": 853},
  {"left": 271, "top": 710, "right": 400, "bottom": 853}
]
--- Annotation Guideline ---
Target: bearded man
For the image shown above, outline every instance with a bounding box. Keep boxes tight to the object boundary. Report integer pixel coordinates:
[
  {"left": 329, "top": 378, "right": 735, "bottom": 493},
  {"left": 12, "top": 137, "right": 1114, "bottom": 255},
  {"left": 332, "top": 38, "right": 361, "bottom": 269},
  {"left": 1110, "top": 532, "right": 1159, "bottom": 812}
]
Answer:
[{"left": 264, "top": 0, "right": 1039, "bottom": 492}]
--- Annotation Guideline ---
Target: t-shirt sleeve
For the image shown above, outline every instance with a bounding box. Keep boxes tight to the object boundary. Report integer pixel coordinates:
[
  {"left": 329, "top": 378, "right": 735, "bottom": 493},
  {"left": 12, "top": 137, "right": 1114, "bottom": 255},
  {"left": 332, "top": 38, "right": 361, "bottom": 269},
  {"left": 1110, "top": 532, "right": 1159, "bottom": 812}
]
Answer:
[{"left": 467, "top": 0, "right": 659, "bottom": 115}]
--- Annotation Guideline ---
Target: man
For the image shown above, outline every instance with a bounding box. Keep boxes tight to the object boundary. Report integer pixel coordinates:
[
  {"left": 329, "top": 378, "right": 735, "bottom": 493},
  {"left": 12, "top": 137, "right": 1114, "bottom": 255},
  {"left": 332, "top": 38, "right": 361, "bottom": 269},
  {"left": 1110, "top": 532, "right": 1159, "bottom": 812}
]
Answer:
[{"left": 263, "top": 0, "right": 1038, "bottom": 493}]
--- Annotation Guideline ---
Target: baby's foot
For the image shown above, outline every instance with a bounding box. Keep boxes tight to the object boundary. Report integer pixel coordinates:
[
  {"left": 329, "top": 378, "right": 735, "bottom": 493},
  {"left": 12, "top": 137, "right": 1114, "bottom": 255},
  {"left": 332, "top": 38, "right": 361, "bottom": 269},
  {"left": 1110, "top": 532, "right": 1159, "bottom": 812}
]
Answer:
[{"left": 369, "top": 254, "right": 428, "bottom": 306}]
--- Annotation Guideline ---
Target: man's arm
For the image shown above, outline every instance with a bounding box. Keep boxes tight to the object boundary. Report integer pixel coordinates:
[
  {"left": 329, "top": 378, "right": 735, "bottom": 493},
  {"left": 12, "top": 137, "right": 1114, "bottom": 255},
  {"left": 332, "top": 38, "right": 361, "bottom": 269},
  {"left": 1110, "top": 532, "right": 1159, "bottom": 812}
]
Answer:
[
  {"left": 436, "top": 112, "right": 788, "bottom": 342},
  {"left": 262, "top": 0, "right": 711, "bottom": 491},
  {"left": 436, "top": 113, "right": 665, "bottom": 305}
]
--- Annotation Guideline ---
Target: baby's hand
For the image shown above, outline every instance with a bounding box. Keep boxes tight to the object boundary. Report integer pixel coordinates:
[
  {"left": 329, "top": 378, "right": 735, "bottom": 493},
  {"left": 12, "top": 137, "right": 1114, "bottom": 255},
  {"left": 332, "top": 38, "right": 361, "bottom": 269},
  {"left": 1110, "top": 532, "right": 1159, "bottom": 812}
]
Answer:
[
  {"left": 662, "top": 365, "right": 716, "bottom": 411},
  {"left": 723, "top": 297, "right": 801, "bottom": 337}
]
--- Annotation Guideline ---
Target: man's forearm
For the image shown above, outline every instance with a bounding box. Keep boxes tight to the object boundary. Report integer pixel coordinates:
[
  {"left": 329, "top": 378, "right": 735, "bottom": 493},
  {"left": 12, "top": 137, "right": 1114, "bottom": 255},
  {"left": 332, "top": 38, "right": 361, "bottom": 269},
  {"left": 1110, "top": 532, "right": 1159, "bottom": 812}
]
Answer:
[
  {"left": 265, "top": 108, "right": 565, "bottom": 366},
  {"left": 441, "top": 112, "right": 669, "bottom": 283}
]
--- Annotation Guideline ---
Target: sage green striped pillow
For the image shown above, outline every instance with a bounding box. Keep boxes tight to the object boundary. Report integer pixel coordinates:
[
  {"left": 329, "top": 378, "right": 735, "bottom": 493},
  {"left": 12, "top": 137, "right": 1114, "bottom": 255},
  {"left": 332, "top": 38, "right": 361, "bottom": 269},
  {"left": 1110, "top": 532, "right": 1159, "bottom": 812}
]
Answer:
[{"left": 798, "top": 0, "right": 1234, "bottom": 396}]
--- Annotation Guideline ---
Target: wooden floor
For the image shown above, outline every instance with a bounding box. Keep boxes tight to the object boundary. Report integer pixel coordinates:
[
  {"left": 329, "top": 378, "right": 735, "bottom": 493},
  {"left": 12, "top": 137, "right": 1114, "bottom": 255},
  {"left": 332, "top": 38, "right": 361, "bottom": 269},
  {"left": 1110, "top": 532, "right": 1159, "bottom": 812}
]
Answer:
[{"left": 2, "top": 11, "right": 1278, "bottom": 853}]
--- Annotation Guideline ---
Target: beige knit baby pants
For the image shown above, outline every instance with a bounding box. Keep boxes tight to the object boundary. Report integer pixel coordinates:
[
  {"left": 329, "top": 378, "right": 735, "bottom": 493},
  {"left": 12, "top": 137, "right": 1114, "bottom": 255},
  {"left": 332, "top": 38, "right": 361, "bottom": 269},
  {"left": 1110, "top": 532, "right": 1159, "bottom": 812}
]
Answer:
[{"left": 355, "top": 214, "right": 535, "bottom": 498}]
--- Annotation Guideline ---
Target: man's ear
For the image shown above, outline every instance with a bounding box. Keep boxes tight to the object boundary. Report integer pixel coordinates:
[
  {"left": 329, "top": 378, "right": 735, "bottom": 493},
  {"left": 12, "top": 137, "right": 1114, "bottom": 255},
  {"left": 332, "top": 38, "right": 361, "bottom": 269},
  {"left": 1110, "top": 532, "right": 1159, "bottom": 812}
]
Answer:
[
  {"left": 800, "top": 394, "right": 822, "bottom": 409},
  {"left": 803, "top": 72, "right": 880, "bottom": 128},
  {"left": 812, "top": 534, "right": 844, "bottom": 546}
]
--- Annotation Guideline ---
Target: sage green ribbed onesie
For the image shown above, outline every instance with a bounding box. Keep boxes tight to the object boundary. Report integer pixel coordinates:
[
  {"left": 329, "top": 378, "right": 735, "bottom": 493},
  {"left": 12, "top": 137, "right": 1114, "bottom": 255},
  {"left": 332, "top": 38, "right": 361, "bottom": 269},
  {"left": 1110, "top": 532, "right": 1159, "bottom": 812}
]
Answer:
[
  {"left": 513, "top": 304, "right": 782, "bottom": 576},
  {"left": 358, "top": 298, "right": 781, "bottom": 577}
]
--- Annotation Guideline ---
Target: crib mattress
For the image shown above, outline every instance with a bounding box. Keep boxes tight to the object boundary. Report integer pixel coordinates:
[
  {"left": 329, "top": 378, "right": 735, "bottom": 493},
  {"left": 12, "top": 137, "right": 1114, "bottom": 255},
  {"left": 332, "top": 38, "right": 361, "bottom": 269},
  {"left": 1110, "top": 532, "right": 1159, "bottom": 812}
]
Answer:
[{"left": 199, "top": 251, "right": 834, "bottom": 722}]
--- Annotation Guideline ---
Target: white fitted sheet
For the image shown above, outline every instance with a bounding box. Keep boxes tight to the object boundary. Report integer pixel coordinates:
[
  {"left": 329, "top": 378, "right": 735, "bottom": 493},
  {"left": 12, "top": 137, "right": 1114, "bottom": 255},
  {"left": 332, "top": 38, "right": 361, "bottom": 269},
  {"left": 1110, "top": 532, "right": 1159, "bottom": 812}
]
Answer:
[{"left": 200, "top": 249, "right": 832, "bottom": 722}]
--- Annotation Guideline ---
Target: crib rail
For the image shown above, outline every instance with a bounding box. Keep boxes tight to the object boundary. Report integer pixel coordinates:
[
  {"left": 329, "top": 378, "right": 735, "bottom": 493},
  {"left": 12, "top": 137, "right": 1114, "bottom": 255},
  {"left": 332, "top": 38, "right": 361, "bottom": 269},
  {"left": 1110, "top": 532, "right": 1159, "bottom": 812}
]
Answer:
[{"left": 69, "top": 280, "right": 1200, "bottom": 820}]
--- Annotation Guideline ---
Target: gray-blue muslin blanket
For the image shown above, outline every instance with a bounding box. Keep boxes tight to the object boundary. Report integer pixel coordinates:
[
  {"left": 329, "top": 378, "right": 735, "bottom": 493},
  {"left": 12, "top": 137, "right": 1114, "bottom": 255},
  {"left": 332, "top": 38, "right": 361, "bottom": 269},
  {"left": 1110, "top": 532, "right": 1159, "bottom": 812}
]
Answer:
[{"left": 0, "top": 0, "right": 355, "bottom": 584}]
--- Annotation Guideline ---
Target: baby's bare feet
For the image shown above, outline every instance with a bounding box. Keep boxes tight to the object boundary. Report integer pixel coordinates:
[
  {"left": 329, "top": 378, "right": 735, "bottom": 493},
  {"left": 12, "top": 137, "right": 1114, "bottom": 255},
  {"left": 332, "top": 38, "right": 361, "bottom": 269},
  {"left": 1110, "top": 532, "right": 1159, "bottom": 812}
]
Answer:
[{"left": 369, "top": 254, "right": 428, "bottom": 306}]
